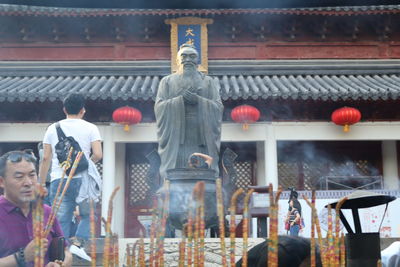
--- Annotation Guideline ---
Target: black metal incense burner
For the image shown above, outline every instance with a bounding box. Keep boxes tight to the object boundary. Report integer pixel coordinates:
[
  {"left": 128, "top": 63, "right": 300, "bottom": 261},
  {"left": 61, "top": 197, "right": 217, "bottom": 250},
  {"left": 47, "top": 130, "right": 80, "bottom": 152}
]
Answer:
[
  {"left": 328, "top": 190, "right": 396, "bottom": 267},
  {"left": 164, "top": 168, "right": 218, "bottom": 230}
]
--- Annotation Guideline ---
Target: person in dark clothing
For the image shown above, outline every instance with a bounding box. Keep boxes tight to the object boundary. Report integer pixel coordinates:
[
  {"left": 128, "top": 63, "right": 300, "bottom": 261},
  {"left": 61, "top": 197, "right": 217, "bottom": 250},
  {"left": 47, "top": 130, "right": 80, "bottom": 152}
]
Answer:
[
  {"left": 236, "top": 235, "right": 322, "bottom": 267},
  {"left": 286, "top": 198, "right": 302, "bottom": 236}
]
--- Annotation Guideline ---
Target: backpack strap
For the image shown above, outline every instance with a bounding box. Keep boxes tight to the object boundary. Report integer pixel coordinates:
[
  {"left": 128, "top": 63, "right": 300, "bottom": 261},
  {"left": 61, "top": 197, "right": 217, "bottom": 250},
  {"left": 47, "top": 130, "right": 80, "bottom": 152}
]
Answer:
[{"left": 55, "top": 122, "right": 67, "bottom": 141}]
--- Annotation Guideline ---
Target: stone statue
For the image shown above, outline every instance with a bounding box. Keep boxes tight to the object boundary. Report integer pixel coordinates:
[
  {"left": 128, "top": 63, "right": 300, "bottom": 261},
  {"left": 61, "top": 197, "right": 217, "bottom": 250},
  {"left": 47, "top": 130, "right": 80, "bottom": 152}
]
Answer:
[{"left": 155, "top": 44, "right": 223, "bottom": 178}]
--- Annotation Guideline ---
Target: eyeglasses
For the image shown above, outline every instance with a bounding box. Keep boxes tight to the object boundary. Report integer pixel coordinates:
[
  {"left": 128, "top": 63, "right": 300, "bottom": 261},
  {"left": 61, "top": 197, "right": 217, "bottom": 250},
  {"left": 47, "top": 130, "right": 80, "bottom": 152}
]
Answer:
[{"left": 4, "top": 151, "right": 37, "bottom": 164}]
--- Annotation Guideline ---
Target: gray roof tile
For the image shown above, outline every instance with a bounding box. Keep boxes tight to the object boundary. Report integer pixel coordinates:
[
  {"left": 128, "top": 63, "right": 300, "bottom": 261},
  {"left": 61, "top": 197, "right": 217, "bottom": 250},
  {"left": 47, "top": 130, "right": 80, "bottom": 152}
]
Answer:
[{"left": 0, "top": 60, "right": 399, "bottom": 102}]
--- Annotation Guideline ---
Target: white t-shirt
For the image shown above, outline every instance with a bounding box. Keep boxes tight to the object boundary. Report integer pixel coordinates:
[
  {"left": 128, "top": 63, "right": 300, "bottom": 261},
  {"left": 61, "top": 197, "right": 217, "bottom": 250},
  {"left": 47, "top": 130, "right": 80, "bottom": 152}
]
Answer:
[
  {"left": 43, "top": 118, "right": 102, "bottom": 181},
  {"left": 381, "top": 241, "right": 400, "bottom": 267}
]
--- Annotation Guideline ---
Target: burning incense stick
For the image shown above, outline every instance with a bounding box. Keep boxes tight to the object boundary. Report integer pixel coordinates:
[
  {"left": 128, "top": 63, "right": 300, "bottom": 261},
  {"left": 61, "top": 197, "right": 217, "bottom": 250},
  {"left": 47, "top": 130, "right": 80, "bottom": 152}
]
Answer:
[
  {"left": 193, "top": 182, "right": 200, "bottom": 267},
  {"left": 126, "top": 244, "right": 132, "bottom": 267},
  {"left": 109, "top": 235, "right": 115, "bottom": 267},
  {"left": 187, "top": 193, "right": 194, "bottom": 267},
  {"left": 216, "top": 178, "right": 227, "bottom": 267},
  {"left": 310, "top": 190, "right": 316, "bottom": 267},
  {"left": 33, "top": 186, "right": 45, "bottom": 267},
  {"left": 132, "top": 241, "right": 139, "bottom": 267},
  {"left": 327, "top": 205, "right": 334, "bottom": 267},
  {"left": 303, "top": 195, "right": 327, "bottom": 267},
  {"left": 149, "top": 198, "right": 158, "bottom": 267},
  {"left": 198, "top": 181, "right": 205, "bottom": 267},
  {"left": 340, "top": 233, "right": 345, "bottom": 267},
  {"left": 334, "top": 197, "right": 347, "bottom": 267},
  {"left": 43, "top": 151, "right": 83, "bottom": 236},
  {"left": 268, "top": 184, "right": 276, "bottom": 267},
  {"left": 157, "top": 180, "right": 170, "bottom": 267},
  {"left": 178, "top": 237, "right": 186, "bottom": 267},
  {"left": 90, "top": 199, "right": 97, "bottom": 267},
  {"left": 139, "top": 230, "right": 145, "bottom": 267},
  {"left": 103, "top": 186, "right": 121, "bottom": 267},
  {"left": 113, "top": 234, "right": 119, "bottom": 267},
  {"left": 45, "top": 148, "right": 73, "bottom": 233},
  {"left": 230, "top": 188, "right": 244, "bottom": 267},
  {"left": 241, "top": 188, "right": 254, "bottom": 267},
  {"left": 268, "top": 185, "right": 282, "bottom": 267}
]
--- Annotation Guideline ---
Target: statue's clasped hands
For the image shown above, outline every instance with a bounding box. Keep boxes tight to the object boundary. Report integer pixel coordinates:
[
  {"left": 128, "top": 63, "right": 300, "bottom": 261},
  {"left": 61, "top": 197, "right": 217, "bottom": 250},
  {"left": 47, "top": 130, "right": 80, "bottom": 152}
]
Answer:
[{"left": 183, "top": 88, "right": 198, "bottom": 104}]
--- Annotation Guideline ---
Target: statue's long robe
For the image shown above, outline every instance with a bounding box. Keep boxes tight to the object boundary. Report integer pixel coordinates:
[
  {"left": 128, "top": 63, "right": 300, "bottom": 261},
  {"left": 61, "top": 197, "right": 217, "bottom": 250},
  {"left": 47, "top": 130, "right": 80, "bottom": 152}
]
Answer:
[{"left": 154, "top": 72, "right": 223, "bottom": 178}]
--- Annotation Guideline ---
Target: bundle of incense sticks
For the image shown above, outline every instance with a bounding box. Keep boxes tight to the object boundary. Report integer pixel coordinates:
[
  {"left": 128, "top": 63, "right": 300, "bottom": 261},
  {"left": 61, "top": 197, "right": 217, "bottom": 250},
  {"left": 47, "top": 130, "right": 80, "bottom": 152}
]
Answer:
[
  {"left": 193, "top": 182, "right": 201, "bottom": 267},
  {"left": 149, "top": 198, "right": 158, "bottom": 267},
  {"left": 109, "top": 235, "right": 115, "bottom": 267},
  {"left": 186, "top": 193, "right": 194, "bottom": 267},
  {"left": 126, "top": 244, "right": 132, "bottom": 267},
  {"left": 310, "top": 190, "right": 316, "bottom": 267},
  {"left": 327, "top": 205, "right": 334, "bottom": 267},
  {"left": 178, "top": 237, "right": 186, "bottom": 267},
  {"left": 156, "top": 180, "right": 170, "bottom": 267},
  {"left": 132, "top": 241, "right": 139, "bottom": 267},
  {"left": 334, "top": 197, "right": 348, "bottom": 267},
  {"left": 46, "top": 147, "right": 73, "bottom": 230},
  {"left": 43, "top": 151, "right": 82, "bottom": 236},
  {"left": 198, "top": 181, "right": 205, "bottom": 267},
  {"left": 340, "top": 233, "right": 345, "bottom": 267},
  {"left": 103, "top": 186, "right": 120, "bottom": 267},
  {"left": 215, "top": 178, "right": 227, "bottom": 267},
  {"left": 268, "top": 184, "right": 282, "bottom": 267},
  {"left": 139, "top": 230, "right": 145, "bottom": 267},
  {"left": 90, "top": 199, "right": 97, "bottom": 267},
  {"left": 33, "top": 185, "right": 45, "bottom": 267},
  {"left": 229, "top": 188, "right": 244, "bottom": 267},
  {"left": 303, "top": 194, "right": 326, "bottom": 267},
  {"left": 113, "top": 234, "right": 119, "bottom": 267},
  {"left": 241, "top": 188, "right": 254, "bottom": 267},
  {"left": 48, "top": 147, "right": 73, "bottom": 208}
]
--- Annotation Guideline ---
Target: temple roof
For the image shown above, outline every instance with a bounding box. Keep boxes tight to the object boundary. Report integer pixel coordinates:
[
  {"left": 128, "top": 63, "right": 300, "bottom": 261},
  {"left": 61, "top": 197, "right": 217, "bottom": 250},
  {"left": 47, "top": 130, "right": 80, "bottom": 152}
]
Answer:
[
  {"left": 0, "top": 3, "right": 400, "bottom": 17},
  {"left": 1, "top": 60, "right": 399, "bottom": 102}
]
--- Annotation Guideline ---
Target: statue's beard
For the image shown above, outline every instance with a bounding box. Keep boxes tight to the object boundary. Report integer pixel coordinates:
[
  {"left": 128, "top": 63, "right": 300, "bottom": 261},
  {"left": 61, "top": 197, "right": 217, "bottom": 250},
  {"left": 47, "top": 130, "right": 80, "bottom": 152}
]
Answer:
[
  {"left": 179, "top": 61, "right": 196, "bottom": 74},
  {"left": 182, "top": 68, "right": 196, "bottom": 77},
  {"left": 180, "top": 72, "right": 197, "bottom": 89}
]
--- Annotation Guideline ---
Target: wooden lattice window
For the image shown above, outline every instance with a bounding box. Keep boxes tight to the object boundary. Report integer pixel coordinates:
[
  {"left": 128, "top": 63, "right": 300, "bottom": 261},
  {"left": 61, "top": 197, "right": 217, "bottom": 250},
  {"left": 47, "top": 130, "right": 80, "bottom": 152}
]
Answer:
[
  {"left": 278, "top": 162, "right": 298, "bottom": 190},
  {"left": 278, "top": 141, "right": 382, "bottom": 191},
  {"left": 128, "top": 163, "right": 150, "bottom": 206},
  {"left": 234, "top": 161, "right": 254, "bottom": 190},
  {"left": 302, "top": 162, "right": 329, "bottom": 190}
]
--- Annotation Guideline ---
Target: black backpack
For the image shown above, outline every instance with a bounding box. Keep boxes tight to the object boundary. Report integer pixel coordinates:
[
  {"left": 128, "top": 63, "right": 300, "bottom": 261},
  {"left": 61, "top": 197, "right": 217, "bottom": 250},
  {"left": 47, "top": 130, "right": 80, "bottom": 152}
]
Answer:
[{"left": 55, "top": 122, "right": 89, "bottom": 176}]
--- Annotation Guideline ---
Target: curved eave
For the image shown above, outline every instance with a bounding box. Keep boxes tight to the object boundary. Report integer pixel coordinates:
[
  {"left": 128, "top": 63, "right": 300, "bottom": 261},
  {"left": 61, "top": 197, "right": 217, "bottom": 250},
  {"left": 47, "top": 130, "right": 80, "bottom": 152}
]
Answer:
[{"left": 0, "top": 4, "right": 400, "bottom": 17}]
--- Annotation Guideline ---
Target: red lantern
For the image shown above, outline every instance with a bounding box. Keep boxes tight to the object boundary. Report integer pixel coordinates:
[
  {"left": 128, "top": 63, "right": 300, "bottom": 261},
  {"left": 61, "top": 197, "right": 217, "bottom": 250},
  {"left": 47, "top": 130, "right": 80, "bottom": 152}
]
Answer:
[
  {"left": 231, "top": 105, "right": 260, "bottom": 130},
  {"left": 112, "top": 106, "right": 142, "bottom": 131},
  {"left": 331, "top": 107, "right": 361, "bottom": 132}
]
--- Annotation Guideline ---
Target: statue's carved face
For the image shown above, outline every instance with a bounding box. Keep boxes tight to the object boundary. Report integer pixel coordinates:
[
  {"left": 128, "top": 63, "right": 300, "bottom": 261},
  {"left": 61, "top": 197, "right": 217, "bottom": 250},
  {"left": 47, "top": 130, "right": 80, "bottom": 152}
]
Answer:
[{"left": 177, "top": 47, "right": 198, "bottom": 71}]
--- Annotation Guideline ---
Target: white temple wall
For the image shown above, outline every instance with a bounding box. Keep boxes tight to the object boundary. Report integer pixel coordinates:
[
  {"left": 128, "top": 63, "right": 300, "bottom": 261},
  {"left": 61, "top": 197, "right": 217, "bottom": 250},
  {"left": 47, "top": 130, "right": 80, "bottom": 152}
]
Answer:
[{"left": 0, "top": 122, "right": 399, "bottom": 237}]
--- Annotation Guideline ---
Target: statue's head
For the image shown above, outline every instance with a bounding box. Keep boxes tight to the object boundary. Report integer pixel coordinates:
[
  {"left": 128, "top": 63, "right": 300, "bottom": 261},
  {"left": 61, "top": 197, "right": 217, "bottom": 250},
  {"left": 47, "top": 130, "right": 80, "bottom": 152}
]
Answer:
[{"left": 177, "top": 44, "right": 199, "bottom": 73}]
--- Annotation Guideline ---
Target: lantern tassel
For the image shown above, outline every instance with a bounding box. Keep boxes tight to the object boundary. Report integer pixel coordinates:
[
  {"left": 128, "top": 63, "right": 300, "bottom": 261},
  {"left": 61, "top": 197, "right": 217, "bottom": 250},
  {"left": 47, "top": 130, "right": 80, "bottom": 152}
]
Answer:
[
  {"left": 242, "top": 123, "right": 249, "bottom": 131},
  {"left": 123, "top": 124, "right": 130, "bottom": 132},
  {"left": 343, "top": 124, "right": 350, "bottom": 132}
]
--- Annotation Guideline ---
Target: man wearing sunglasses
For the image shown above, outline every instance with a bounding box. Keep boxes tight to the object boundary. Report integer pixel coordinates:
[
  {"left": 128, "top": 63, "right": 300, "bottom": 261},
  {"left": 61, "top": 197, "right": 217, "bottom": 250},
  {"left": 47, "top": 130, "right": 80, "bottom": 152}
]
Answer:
[{"left": 0, "top": 150, "right": 72, "bottom": 267}]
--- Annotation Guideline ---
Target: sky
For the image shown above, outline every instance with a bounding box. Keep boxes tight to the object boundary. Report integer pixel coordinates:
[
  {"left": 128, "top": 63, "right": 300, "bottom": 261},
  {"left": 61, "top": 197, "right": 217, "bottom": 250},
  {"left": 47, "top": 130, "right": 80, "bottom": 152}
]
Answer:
[{"left": 0, "top": 0, "right": 400, "bottom": 9}]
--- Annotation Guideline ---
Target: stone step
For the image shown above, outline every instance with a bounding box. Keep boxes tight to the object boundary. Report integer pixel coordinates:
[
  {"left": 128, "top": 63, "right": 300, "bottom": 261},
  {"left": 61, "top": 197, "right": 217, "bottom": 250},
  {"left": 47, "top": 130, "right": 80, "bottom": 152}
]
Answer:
[{"left": 70, "top": 237, "right": 400, "bottom": 266}]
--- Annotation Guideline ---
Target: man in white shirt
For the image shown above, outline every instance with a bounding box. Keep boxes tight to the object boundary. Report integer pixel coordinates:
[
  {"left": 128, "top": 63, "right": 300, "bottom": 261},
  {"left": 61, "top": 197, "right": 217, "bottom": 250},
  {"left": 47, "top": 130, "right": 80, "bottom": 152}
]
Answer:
[{"left": 39, "top": 93, "right": 102, "bottom": 260}]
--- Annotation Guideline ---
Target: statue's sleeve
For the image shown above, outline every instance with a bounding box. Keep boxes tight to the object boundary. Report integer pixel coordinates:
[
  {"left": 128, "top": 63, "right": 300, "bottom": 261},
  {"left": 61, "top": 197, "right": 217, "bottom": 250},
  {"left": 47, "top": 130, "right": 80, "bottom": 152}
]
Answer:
[
  {"left": 198, "top": 77, "right": 224, "bottom": 173},
  {"left": 154, "top": 77, "right": 185, "bottom": 176}
]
